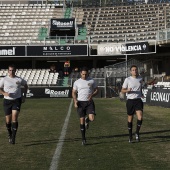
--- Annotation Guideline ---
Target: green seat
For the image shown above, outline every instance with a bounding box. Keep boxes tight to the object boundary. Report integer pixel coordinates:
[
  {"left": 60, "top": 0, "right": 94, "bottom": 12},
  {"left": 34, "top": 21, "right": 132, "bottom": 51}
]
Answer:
[
  {"left": 38, "top": 27, "right": 48, "bottom": 41},
  {"left": 60, "top": 39, "right": 66, "bottom": 44},
  {"left": 62, "top": 77, "right": 69, "bottom": 86},
  {"left": 76, "top": 35, "right": 86, "bottom": 40},
  {"left": 76, "top": 27, "right": 87, "bottom": 40},
  {"left": 64, "top": 8, "right": 71, "bottom": 18}
]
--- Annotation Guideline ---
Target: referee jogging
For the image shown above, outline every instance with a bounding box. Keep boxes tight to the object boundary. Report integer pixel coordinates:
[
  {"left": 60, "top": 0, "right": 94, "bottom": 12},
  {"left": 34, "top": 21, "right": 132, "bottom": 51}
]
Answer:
[
  {"left": 0, "top": 64, "right": 28, "bottom": 144},
  {"left": 72, "top": 67, "right": 98, "bottom": 145},
  {"left": 121, "top": 65, "right": 144, "bottom": 143}
]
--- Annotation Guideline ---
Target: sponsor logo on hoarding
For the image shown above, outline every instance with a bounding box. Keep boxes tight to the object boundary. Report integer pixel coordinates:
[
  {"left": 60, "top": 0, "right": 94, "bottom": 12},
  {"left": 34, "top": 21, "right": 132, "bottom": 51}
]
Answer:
[
  {"left": 97, "top": 42, "right": 149, "bottom": 56},
  {"left": 104, "top": 44, "right": 146, "bottom": 53},
  {"left": 43, "top": 46, "right": 71, "bottom": 51},
  {"left": 52, "top": 20, "right": 73, "bottom": 27},
  {"left": 45, "top": 88, "right": 69, "bottom": 97},
  {"left": 0, "top": 47, "right": 16, "bottom": 56},
  {"left": 141, "top": 89, "right": 148, "bottom": 102},
  {"left": 150, "top": 92, "right": 170, "bottom": 102},
  {"left": 27, "top": 45, "right": 88, "bottom": 56}
]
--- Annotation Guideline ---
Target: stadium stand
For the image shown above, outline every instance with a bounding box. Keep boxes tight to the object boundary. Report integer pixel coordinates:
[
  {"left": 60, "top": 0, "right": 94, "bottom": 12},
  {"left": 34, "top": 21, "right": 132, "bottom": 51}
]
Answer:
[
  {"left": 82, "top": 3, "right": 168, "bottom": 43},
  {"left": 0, "top": 0, "right": 170, "bottom": 89},
  {"left": 0, "top": 65, "right": 106, "bottom": 86},
  {"left": 0, "top": 2, "right": 63, "bottom": 45},
  {"left": 0, "top": 69, "right": 59, "bottom": 86},
  {"left": 0, "top": 1, "right": 170, "bottom": 45}
]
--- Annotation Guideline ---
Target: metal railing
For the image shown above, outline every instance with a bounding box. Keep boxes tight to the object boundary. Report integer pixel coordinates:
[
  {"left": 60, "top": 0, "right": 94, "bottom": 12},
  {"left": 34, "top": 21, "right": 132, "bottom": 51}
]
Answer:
[{"left": 157, "top": 28, "right": 170, "bottom": 42}]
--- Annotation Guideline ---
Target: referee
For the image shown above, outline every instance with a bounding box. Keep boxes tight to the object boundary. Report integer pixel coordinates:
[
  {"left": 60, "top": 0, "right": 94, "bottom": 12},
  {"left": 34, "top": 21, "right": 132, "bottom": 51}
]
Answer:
[
  {"left": 121, "top": 65, "right": 144, "bottom": 143},
  {"left": 72, "top": 67, "right": 98, "bottom": 145},
  {"left": 0, "top": 64, "right": 28, "bottom": 144}
]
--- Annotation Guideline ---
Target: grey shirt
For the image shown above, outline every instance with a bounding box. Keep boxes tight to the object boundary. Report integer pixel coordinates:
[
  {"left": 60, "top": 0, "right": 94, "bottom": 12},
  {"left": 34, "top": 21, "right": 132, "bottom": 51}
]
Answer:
[
  {"left": 73, "top": 77, "right": 97, "bottom": 101},
  {"left": 122, "top": 76, "right": 143, "bottom": 99},
  {"left": 0, "top": 76, "right": 27, "bottom": 100}
]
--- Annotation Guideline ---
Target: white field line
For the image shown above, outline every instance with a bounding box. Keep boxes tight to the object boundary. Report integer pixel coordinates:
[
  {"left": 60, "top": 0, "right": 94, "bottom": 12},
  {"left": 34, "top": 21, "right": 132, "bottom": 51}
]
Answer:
[{"left": 49, "top": 99, "right": 73, "bottom": 170}]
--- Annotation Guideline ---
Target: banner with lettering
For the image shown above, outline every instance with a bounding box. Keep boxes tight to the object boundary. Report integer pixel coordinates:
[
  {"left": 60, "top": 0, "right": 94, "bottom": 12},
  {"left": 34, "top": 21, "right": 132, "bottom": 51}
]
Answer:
[
  {"left": 147, "top": 89, "right": 170, "bottom": 108},
  {"left": 50, "top": 18, "right": 75, "bottom": 30},
  {"left": 97, "top": 42, "right": 149, "bottom": 56}
]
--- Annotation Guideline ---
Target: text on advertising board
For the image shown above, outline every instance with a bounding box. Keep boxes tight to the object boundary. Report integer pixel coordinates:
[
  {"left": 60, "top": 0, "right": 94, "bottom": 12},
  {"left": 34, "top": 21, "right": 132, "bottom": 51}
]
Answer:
[
  {"left": 27, "top": 45, "right": 88, "bottom": 56},
  {"left": 97, "top": 42, "right": 149, "bottom": 56},
  {"left": 45, "top": 88, "right": 69, "bottom": 97},
  {"left": 150, "top": 92, "right": 170, "bottom": 102},
  {"left": 51, "top": 18, "right": 75, "bottom": 30},
  {"left": 0, "top": 46, "right": 25, "bottom": 56}
]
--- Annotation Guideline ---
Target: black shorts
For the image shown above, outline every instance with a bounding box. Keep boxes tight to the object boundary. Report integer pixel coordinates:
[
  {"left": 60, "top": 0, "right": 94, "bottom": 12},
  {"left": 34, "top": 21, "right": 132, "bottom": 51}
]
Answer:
[
  {"left": 77, "top": 100, "right": 95, "bottom": 118},
  {"left": 3, "top": 98, "right": 22, "bottom": 116},
  {"left": 126, "top": 98, "right": 143, "bottom": 115}
]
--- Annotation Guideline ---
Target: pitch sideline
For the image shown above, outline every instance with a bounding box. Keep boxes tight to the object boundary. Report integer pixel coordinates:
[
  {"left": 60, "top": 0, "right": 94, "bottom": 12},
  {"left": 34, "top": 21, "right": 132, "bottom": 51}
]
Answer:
[{"left": 49, "top": 99, "right": 73, "bottom": 170}]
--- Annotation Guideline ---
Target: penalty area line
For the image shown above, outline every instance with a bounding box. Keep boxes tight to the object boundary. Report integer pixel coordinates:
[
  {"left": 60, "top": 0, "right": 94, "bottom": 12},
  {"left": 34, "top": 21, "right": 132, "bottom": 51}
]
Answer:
[{"left": 49, "top": 99, "right": 73, "bottom": 170}]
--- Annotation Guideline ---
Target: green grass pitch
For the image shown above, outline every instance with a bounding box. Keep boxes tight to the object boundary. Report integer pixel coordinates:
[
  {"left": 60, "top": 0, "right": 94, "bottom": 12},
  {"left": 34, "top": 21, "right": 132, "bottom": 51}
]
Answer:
[{"left": 0, "top": 98, "right": 169, "bottom": 170}]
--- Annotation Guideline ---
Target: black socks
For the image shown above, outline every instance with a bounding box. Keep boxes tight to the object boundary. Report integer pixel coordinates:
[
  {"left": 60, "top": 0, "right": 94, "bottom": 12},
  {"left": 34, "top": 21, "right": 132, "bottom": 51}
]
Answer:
[
  {"left": 6, "top": 123, "right": 12, "bottom": 136},
  {"left": 136, "top": 119, "right": 142, "bottom": 135},
  {"left": 12, "top": 122, "right": 18, "bottom": 138},
  {"left": 128, "top": 122, "right": 133, "bottom": 138},
  {"left": 80, "top": 124, "right": 86, "bottom": 140}
]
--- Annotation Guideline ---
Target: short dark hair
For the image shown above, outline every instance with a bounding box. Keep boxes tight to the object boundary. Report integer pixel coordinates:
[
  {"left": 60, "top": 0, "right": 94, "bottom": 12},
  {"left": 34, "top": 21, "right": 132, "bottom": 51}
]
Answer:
[
  {"left": 80, "top": 66, "right": 88, "bottom": 72},
  {"left": 130, "top": 65, "right": 138, "bottom": 70},
  {"left": 8, "top": 64, "right": 16, "bottom": 70}
]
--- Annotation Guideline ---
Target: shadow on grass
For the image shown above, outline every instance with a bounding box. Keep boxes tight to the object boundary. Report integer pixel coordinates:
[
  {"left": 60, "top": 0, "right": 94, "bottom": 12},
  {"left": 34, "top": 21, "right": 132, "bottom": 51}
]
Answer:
[
  {"left": 139, "top": 135, "right": 170, "bottom": 143},
  {"left": 23, "top": 129, "right": 170, "bottom": 146}
]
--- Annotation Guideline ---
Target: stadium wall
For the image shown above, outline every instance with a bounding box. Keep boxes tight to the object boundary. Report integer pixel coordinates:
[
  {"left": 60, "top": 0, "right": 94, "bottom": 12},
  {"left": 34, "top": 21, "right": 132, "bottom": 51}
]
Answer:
[{"left": 0, "top": 87, "right": 104, "bottom": 98}]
